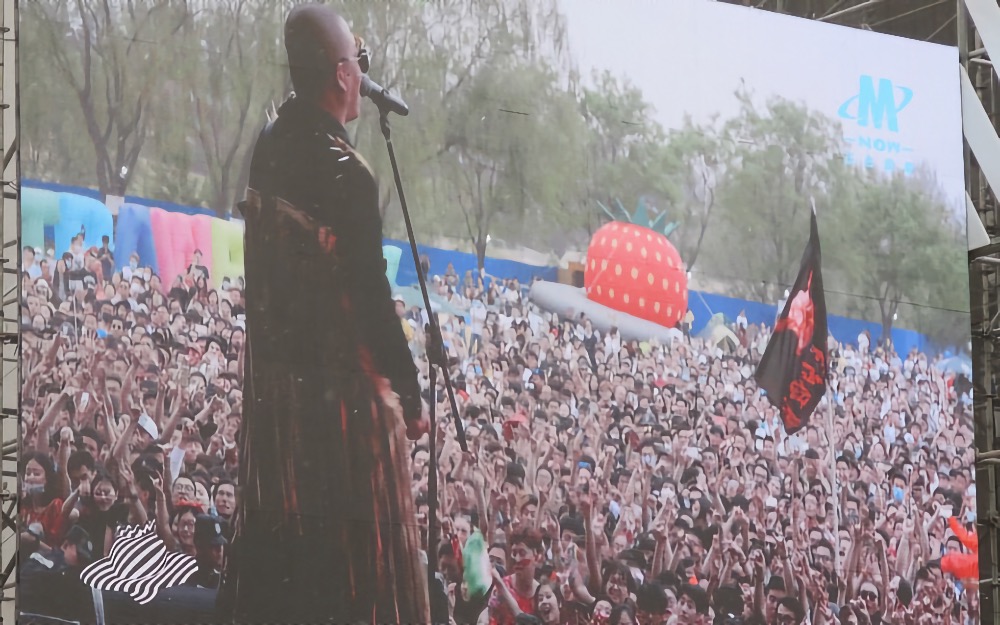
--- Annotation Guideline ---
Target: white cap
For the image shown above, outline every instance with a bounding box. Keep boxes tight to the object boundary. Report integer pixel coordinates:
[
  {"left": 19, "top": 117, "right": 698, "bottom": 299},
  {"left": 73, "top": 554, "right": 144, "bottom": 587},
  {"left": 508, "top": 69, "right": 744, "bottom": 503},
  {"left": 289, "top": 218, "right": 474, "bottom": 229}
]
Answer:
[{"left": 137, "top": 414, "right": 159, "bottom": 440}]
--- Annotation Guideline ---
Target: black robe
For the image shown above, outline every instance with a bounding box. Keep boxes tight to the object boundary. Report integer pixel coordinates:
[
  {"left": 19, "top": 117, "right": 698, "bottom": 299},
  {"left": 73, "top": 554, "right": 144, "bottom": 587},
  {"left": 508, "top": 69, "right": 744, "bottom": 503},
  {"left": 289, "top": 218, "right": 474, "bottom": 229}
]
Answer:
[{"left": 217, "top": 95, "right": 429, "bottom": 624}]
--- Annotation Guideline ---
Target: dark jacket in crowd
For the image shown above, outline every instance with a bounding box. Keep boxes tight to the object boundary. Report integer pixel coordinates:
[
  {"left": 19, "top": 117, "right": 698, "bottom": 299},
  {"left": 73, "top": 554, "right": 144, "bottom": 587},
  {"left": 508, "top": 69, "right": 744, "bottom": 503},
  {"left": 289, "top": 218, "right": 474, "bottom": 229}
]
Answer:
[{"left": 20, "top": 550, "right": 93, "bottom": 621}]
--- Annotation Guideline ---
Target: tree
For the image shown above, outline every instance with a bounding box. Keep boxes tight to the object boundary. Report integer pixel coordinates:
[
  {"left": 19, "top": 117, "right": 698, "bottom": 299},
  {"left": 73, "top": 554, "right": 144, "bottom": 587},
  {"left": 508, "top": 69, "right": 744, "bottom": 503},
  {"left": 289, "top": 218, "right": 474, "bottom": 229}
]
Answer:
[
  {"left": 706, "top": 88, "right": 843, "bottom": 303},
  {"left": 352, "top": 0, "right": 586, "bottom": 266},
  {"left": 439, "top": 60, "right": 587, "bottom": 269},
  {"left": 578, "top": 71, "right": 668, "bottom": 233},
  {"left": 24, "top": 0, "right": 187, "bottom": 198},
  {"left": 20, "top": 44, "right": 94, "bottom": 185},
  {"left": 325, "top": 0, "right": 444, "bottom": 222},
  {"left": 835, "top": 170, "right": 968, "bottom": 344},
  {"left": 661, "top": 118, "right": 727, "bottom": 271},
  {"left": 179, "top": 0, "right": 286, "bottom": 215}
]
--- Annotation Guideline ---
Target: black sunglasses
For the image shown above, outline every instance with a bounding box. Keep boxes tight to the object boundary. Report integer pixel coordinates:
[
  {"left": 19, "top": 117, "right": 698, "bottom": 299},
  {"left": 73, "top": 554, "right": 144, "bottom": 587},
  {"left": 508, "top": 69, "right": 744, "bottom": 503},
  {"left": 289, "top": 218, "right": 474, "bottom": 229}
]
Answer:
[
  {"left": 339, "top": 34, "right": 370, "bottom": 74},
  {"left": 861, "top": 590, "right": 879, "bottom": 601}
]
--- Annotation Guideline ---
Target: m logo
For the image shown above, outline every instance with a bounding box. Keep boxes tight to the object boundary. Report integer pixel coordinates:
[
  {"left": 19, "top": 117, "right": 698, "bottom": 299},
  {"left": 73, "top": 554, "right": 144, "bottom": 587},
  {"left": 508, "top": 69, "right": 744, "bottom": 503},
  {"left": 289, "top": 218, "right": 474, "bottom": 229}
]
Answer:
[{"left": 838, "top": 75, "right": 912, "bottom": 132}]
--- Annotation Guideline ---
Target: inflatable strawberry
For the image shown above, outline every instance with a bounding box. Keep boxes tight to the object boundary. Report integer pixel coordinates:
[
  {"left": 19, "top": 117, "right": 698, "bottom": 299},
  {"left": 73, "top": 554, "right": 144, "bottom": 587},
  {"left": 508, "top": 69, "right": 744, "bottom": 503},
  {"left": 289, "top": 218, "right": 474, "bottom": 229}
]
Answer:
[{"left": 584, "top": 198, "right": 688, "bottom": 328}]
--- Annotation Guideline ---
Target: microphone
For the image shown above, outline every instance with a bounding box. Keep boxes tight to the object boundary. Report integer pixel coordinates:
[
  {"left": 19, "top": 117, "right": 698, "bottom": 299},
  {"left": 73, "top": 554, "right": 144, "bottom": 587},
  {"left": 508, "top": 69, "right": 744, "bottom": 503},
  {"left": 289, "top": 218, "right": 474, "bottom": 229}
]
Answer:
[{"left": 360, "top": 75, "right": 409, "bottom": 117}]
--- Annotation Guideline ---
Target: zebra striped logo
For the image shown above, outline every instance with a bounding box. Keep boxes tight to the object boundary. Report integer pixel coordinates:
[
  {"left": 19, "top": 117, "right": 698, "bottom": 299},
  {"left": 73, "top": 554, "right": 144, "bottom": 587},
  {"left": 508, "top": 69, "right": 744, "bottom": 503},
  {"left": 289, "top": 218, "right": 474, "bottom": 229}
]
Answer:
[{"left": 80, "top": 522, "right": 198, "bottom": 604}]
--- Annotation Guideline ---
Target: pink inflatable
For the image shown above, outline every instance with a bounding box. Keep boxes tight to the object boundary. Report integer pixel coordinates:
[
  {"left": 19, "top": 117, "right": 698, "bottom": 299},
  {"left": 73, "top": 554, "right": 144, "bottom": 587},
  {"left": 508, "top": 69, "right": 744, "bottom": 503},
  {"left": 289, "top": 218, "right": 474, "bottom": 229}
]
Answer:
[{"left": 150, "top": 208, "right": 215, "bottom": 289}]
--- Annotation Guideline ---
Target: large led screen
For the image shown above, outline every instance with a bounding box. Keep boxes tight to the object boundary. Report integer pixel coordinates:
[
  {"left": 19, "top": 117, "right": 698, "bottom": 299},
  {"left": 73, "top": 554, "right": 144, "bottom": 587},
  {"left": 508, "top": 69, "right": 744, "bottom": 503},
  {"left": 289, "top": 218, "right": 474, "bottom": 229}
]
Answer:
[{"left": 19, "top": 0, "right": 973, "bottom": 623}]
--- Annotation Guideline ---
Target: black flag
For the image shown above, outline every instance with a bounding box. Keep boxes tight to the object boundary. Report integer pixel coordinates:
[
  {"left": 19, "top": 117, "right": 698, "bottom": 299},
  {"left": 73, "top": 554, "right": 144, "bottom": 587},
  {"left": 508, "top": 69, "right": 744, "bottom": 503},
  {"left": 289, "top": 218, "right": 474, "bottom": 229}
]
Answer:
[{"left": 755, "top": 210, "right": 828, "bottom": 434}]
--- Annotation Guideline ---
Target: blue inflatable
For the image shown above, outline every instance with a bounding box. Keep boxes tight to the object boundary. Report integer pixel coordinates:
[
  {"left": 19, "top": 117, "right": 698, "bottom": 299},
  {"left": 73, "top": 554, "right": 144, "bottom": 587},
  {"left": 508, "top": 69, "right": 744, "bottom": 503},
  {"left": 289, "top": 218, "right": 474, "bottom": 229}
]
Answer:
[
  {"left": 54, "top": 193, "right": 114, "bottom": 255},
  {"left": 115, "top": 204, "right": 160, "bottom": 275}
]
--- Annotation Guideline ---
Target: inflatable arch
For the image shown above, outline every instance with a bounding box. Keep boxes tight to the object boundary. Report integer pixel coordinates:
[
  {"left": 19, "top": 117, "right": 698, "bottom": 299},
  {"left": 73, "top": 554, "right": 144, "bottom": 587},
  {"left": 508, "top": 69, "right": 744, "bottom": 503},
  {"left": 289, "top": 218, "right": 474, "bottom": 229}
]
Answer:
[
  {"left": 115, "top": 204, "right": 160, "bottom": 275},
  {"left": 26, "top": 187, "right": 455, "bottom": 297},
  {"left": 383, "top": 245, "right": 402, "bottom": 286},
  {"left": 149, "top": 208, "right": 214, "bottom": 288},
  {"left": 55, "top": 193, "right": 114, "bottom": 255},
  {"left": 21, "top": 187, "right": 61, "bottom": 252},
  {"left": 211, "top": 220, "right": 245, "bottom": 283}
]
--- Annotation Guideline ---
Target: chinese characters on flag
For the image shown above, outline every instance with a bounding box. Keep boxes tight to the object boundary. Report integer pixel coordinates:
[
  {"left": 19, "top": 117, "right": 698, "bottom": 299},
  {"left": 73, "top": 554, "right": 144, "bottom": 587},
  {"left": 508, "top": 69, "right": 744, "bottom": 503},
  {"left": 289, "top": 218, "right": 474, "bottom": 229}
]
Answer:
[{"left": 755, "top": 210, "right": 828, "bottom": 434}]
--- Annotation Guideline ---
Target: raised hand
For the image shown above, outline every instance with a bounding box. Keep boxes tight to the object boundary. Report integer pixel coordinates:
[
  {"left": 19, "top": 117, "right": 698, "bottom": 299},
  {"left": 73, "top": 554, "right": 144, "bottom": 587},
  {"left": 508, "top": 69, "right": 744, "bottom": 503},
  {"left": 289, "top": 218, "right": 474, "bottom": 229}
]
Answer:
[
  {"left": 580, "top": 485, "right": 594, "bottom": 517},
  {"left": 151, "top": 471, "right": 165, "bottom": 496},
  {"left": 78, "top": 473, "right": 92, "bottom": 498},
  {"left": 751, "top": 550, "right": 765, "bottom": 582},
  {"left": 873, "top": 531, "right": 887, "bottom": 556},
  {"left": 842, "top": 602, "right": 869, "bottom": 625},
  {"left": 541, "top": 513, "right": 559, "bottom": 540},
  {"left": 182, "top": 418, "right": 199, "bottom": 436},
  {"left": 650, "top": 517, "right": 668, "bottom": 542}
]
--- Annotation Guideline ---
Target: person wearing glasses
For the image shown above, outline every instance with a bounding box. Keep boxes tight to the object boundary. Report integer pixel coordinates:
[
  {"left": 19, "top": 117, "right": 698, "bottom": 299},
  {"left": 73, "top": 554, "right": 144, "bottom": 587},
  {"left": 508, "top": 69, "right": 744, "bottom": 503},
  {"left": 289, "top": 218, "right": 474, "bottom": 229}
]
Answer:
[
  {"left": 218, "top": 3, "right": 429, "bottom": 624},
  {"left": 774, "top": 596, "right": 806, "bottom": 625}
]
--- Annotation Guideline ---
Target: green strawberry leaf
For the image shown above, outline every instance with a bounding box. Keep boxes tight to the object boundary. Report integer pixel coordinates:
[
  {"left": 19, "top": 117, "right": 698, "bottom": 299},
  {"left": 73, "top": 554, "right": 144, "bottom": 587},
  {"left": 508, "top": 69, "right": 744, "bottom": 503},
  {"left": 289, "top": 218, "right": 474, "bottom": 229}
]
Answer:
[{"left": 599, "top": 197, "right": 681, "bottom": 239}]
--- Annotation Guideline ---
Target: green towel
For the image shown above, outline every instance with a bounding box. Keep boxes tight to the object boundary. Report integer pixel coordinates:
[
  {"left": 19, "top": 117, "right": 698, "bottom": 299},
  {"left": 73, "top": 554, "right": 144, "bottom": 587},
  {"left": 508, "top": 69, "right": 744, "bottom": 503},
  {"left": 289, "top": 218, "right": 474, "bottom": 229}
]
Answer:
[{"left": 463, "top": 528, "right": 492, "bottom": 600}]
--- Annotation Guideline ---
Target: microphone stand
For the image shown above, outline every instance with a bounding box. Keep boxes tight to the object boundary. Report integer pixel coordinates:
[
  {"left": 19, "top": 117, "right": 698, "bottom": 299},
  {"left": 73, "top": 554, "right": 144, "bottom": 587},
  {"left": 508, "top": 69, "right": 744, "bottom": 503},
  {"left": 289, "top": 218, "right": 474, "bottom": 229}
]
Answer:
[{"left": 375, "top": 108, "right": 468, "bottom": 593}]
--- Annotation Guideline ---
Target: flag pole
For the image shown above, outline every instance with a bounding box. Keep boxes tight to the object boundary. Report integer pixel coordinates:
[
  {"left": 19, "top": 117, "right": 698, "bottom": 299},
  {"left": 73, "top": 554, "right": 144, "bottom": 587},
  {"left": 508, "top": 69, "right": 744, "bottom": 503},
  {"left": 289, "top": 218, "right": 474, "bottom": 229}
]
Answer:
[
  {"left": 826, "top": 348, "right": 842, "bottom": 584},
  {"left": 813, "top": 197, "right": 842, "bottom": 580}
]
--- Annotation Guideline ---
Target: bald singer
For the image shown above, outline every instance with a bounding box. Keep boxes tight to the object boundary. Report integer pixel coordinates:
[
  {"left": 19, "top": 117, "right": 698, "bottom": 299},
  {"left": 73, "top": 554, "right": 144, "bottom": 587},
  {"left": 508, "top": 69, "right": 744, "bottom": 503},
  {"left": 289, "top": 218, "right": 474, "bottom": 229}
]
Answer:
[{"left": 216, "top": 4, "right": 430, "bottom": 623}]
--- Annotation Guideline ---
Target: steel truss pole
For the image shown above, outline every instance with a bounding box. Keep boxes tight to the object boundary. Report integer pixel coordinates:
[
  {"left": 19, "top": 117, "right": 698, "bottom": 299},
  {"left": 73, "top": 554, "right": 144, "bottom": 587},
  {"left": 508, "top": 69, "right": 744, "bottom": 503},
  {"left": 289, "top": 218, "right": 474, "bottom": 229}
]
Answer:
[
  {"left": 0, "top": 0, "right": 18, "bottom": 623},
  {"left": 961, "top": 0, "right": 1000, "bottom": 620}
]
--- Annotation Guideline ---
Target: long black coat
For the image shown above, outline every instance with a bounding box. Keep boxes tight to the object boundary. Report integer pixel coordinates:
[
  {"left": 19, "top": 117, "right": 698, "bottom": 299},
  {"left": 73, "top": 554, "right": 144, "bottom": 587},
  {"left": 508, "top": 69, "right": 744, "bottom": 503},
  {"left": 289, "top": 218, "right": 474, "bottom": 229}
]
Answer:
[{"left": 217, "top": 95, "right": 429, "bottom": 624}]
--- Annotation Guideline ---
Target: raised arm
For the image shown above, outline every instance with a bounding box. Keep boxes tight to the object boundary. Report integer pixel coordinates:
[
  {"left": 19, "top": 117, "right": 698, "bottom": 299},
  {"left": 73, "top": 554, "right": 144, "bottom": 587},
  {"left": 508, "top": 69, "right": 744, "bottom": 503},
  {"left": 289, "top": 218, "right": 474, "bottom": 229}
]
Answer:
[
  {"left": 55, "top": 427, "right": 73, "bottom": 499},
  {"left": 155, "top": 386, "right": 186, "bottom": 446},
  {"left": 327, "top": 159, "right": 422, "bottom": 430},
  {"left": 111, "top": 414, "right": 139, "bottom": 463},
  {"left": 30, "top": 389, "right": 72, "bottom": 453}
]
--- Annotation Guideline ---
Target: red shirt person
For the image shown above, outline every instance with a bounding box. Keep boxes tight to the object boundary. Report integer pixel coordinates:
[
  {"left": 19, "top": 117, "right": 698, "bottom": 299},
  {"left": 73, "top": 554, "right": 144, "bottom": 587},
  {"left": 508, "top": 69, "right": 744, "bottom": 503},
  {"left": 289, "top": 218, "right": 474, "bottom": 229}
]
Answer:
[{"left": 490, "top": 528, "right": 544, "bottom": 625}]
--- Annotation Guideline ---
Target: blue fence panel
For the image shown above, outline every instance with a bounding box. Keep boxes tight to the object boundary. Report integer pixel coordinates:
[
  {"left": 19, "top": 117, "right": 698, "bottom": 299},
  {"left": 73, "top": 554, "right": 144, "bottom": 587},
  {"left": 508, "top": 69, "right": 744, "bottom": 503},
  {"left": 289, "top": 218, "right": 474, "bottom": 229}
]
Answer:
[
  {"left": 690, "top": 290, "right": 931, "bottom": 355},
  {"left": 386, "top": 239, "right": 557, "bottom": 289}
]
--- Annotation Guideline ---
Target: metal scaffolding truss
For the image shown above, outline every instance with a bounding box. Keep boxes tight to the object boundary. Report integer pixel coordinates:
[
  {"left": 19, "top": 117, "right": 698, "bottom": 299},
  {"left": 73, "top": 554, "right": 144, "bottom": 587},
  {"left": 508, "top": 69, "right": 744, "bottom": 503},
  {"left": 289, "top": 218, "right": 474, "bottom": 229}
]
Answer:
[
  {"left": 0, "top": 0, "right": 14, "bottom": 620},
  {"left": 722, "top": 0, "right": 960, "bottom": 45},
  {"left": 961, "top": 0, "right": 1000, "bottom": 617},
  {"left": 0, "top": 0, "right": 15, "bottom": 622}
]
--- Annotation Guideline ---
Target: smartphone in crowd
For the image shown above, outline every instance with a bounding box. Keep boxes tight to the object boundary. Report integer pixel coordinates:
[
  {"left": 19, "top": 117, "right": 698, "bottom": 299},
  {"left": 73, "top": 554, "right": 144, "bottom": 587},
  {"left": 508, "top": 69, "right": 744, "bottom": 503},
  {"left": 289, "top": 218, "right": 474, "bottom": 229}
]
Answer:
[{"left": 178, "top": 363, "right": 191, "bottom": 388}]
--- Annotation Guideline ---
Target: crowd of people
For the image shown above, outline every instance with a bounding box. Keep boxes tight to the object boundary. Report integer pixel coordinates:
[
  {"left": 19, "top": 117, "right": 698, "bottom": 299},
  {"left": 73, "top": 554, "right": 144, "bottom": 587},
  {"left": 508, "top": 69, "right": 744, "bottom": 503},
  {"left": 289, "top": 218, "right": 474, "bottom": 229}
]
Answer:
[{"left": 17, "top": 240, "right": 979, "bottom": 624}]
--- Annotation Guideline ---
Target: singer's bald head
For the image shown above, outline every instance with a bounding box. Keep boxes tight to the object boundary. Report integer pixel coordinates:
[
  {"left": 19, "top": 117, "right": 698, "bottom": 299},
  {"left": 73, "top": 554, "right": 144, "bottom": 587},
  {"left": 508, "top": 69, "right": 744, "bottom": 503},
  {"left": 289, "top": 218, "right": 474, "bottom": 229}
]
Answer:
[{"left": 284, "top": 4, "right": 357, "bottom": 102}]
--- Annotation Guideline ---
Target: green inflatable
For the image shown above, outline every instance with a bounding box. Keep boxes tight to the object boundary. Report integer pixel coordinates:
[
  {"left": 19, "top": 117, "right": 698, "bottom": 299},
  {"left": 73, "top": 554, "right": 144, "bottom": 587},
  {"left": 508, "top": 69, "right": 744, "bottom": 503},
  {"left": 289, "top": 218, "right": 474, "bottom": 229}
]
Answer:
[
  {"left": 383, "top": 245, "right": 402, "bottom": 286},
  {"left": 22, "top": 187, "right": 61, "bottom": 252},
  {"left": 212, "top": 219, "right": 245, "bottom": 283}
]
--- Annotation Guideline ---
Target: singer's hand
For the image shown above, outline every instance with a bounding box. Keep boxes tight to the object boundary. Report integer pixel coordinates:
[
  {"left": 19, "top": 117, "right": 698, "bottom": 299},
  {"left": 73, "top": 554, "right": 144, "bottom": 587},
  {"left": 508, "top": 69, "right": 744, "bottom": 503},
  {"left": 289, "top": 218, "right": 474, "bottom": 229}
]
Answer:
[
  {"left": 375, "top": 375, "right": 427, "bottom": 440},
  {"left": 405, "top": 400, "right": 430, "bottom": 441}
]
